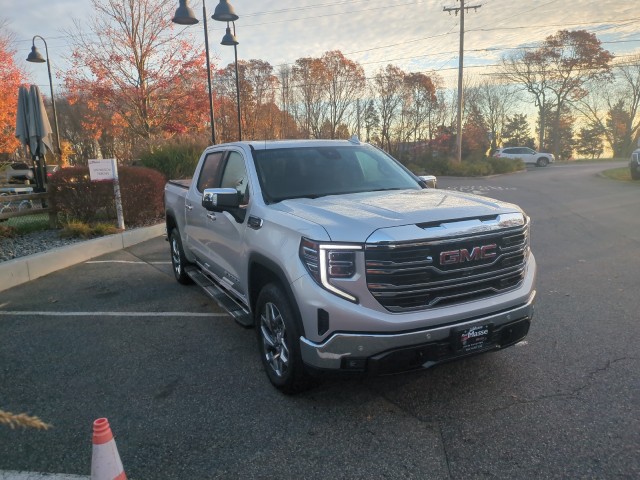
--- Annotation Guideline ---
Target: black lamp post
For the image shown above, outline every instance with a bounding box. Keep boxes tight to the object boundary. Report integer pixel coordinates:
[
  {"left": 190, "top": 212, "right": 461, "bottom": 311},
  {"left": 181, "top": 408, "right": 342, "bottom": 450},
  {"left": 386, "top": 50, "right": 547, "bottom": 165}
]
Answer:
[
  {"left": 26, "top": 35, "right": 61, "bottom": 158},
  {"left": 172, "top": 0, "right": 217, "bottom": 145},
  {"left": 213, "top": 0, "right": 242, "bottom": 142}
]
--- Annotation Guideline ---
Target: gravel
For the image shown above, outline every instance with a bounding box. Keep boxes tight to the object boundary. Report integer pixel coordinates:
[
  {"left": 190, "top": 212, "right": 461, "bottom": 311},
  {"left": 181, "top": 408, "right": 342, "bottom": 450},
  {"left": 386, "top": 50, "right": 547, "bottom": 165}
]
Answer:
[{"left": 0, "top": 229, "right": 88, "bottom": 262}]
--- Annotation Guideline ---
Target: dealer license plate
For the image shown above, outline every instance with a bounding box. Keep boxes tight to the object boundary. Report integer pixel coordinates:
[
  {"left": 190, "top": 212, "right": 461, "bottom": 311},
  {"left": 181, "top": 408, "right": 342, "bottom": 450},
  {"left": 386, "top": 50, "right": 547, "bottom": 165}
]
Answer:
[{"left": 453, "top": 324, "right": 492, "bottom": 353}]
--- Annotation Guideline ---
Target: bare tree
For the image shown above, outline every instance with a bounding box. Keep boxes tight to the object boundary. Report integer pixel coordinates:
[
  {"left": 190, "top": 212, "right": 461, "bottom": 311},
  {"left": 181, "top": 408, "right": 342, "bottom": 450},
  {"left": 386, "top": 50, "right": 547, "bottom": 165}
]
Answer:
[
  {"left": 321, "top": 51, "right": 365, "bottom": 139},
  {"left": 576, "top": 55, "right": 640, "bottom": 157},
  {"left": 371, "top": 64, "right": 405, "bottom": 151}
]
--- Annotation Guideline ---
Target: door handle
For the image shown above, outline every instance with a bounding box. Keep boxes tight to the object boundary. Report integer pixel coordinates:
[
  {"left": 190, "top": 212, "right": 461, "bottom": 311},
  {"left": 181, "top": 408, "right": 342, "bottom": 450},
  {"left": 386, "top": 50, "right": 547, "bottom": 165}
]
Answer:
[
  {"left": 206, "top": 213, "right": 217, "bottom": 221},
  {"left": 186, "top": 204, "right": 193, "bottom": 211}
]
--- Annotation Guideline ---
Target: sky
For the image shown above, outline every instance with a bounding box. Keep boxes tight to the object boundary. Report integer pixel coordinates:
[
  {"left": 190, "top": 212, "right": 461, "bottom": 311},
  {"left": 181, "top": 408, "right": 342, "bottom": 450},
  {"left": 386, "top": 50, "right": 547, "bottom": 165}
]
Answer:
[{"left": 4, "top": 0, "right": 640, "bottom": 96}]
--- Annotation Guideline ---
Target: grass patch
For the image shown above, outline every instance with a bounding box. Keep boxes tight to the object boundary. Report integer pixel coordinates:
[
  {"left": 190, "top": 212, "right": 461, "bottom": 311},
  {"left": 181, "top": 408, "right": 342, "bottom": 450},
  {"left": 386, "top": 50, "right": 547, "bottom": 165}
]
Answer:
[
  {"left": 601, "top": 167, "right": 634, "bottom": 182},
  {"left": 60, "top": 220, "right": 121, "bottom": 239}
]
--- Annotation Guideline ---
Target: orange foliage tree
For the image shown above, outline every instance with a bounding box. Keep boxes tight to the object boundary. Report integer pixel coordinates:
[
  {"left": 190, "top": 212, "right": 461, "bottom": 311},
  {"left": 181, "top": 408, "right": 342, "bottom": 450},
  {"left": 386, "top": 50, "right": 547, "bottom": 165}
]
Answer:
[
  {"left": 0, "top": 27, "right": 28, "bottom": 157},
  {"left": 63, "top": 0, "right": 210, "bottom": 160}
]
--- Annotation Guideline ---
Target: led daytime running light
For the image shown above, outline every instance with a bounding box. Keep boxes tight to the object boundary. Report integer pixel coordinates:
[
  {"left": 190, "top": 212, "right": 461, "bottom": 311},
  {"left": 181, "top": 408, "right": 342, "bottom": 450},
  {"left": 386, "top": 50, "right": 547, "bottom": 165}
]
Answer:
[{"left": 319, "top": 244, "right": 361, "bottom": 302}]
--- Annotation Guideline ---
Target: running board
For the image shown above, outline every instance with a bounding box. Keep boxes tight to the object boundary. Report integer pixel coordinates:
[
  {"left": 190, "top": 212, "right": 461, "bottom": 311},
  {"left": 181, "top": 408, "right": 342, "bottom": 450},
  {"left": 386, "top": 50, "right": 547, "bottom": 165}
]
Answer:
[{"left": 185, "top": 266, "right": 253, "bottom": 328}]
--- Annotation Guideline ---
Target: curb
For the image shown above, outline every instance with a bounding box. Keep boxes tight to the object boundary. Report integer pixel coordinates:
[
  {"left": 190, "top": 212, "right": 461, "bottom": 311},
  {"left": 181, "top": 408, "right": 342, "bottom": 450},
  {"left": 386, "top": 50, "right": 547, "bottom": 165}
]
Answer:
[{"left": 0, "top": 223, "right": 165, "bottom": 293}]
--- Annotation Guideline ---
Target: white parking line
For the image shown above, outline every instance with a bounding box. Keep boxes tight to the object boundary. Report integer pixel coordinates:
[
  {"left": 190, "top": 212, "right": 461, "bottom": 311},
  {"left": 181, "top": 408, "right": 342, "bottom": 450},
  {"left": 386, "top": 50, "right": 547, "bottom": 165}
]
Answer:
[
  {"left": 86, "top": 260, "right": 171, "bottom": 265},
  {"left": 0, "top": 471, "right": 88, "bottom": 480},
  {"left": 0, "top": 311, "right": 228, "bottom": 317}
]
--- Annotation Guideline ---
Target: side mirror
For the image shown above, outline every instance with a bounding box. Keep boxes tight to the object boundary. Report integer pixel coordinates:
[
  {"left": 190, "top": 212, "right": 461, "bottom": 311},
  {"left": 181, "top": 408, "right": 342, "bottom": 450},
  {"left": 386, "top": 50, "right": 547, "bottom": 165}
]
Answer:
[
  {"left": 419, "top": 175, "right": 437, "bottom": 189},
  {"left": 202, "top": 188, "right": 240, "bottom": 211}
]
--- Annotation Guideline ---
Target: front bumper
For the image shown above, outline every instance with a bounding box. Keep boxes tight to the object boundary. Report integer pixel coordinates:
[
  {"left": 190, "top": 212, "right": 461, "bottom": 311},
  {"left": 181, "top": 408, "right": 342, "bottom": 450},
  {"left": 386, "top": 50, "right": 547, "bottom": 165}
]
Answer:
[{"left": 299, "top": 292, "right": 535, "bottom": 374}]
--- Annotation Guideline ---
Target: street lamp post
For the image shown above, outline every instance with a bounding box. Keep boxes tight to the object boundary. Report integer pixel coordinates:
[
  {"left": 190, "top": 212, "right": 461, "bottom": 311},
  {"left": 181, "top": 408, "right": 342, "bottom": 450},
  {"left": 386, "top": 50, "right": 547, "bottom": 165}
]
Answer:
[
  {"left": 213, "top": 0, "right": 242, "bottom": 142},
  {"left": 26, "top": 35, "right": 61, "bottom": 158},
  {"left": 172, "top": 0, "right": 217, "bottom": 145}
]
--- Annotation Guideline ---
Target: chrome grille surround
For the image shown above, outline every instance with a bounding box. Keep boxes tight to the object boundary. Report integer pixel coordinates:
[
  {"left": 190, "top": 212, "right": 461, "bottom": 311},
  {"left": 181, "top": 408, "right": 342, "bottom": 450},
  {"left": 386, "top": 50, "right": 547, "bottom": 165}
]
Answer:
[{"left": 365, "top": 214, "right": 530, "bottom": 312}]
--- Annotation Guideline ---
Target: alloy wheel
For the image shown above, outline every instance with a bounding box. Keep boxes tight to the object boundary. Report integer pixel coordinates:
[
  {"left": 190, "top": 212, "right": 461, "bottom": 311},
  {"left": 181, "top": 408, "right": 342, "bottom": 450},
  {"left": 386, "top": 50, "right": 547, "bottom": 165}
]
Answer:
[{"left": 260, "top": 301, "right": 290, "bottom": 378}]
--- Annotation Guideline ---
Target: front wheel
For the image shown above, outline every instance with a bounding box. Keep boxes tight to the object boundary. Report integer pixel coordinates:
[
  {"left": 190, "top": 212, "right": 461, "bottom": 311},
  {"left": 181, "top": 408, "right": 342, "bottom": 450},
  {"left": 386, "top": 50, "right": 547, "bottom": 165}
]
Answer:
[
  {"left": 255, "top": 283, "right": 313, "bottom": 394},
  {"left": 536, "top": 157, "right": 549, "bottom": 167},
  {"left": 170, "top": 228, "right": 193, "bottom": 285},
  {"left": 631, "top": 167, "right": 640, "bottom": 180}
]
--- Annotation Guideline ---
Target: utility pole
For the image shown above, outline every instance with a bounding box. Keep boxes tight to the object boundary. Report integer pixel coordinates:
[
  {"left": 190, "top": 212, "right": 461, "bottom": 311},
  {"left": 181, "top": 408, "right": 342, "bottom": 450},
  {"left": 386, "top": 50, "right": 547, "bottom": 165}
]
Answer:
[{"left": 443, "top": 0, "right": 482, "bottom": 163}]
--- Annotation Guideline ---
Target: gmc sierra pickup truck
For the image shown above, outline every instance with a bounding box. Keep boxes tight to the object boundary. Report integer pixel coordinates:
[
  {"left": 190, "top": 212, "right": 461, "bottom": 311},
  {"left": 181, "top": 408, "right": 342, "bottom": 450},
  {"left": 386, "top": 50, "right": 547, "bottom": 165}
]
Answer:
[{"left": 164, "top": 138, "right": 537, "bottom": 393}]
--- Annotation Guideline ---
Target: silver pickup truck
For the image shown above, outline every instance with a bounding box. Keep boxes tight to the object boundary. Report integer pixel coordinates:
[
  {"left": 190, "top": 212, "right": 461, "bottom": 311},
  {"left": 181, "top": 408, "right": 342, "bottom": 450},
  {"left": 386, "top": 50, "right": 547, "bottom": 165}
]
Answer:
[{"left": 164, "top": 139, "right": 536, "bottom": 393}]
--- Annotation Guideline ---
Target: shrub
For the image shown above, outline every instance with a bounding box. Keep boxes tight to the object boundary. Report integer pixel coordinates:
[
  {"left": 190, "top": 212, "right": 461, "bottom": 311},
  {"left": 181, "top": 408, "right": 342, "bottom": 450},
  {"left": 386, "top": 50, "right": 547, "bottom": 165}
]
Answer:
[
  {"left": 139, "top": 140, "right": 207, "bottom": 179},
  {"left": 49, "top": 166, "right": 166, "bottom": 227},
  {"left": 489, "top": 157, "right": 524, "bottom": 174}
]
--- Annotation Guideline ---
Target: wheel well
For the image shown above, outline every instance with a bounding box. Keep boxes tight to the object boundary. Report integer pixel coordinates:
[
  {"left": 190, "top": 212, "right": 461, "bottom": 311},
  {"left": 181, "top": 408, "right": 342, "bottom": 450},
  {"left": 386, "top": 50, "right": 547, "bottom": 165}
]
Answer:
[
  {"left": 166, "top": 213, "right": 177, "bottom": 235},
  {"left": 248, "top": 257, "right": 306, "bottom": 337}
]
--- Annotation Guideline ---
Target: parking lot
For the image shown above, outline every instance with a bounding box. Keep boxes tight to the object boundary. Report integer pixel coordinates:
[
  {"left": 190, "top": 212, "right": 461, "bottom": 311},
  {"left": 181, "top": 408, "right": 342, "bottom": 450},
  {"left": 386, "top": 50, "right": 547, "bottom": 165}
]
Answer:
[{"left": 1, "top": 161, "right": 638, "bottom": 479}]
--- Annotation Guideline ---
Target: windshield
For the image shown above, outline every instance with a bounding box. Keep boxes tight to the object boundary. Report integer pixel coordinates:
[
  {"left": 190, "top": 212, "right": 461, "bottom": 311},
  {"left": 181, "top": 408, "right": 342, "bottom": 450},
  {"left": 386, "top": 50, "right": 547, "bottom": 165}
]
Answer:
[{"left": 253, "top": 145, "right": 420, "bottom": 203}]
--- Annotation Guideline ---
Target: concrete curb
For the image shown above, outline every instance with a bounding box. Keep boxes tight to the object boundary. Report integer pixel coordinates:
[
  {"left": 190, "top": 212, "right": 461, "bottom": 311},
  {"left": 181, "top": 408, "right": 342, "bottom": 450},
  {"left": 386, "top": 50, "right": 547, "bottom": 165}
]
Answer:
[{"left": 0, "top": 223, "right": 165, "bottom": 293}]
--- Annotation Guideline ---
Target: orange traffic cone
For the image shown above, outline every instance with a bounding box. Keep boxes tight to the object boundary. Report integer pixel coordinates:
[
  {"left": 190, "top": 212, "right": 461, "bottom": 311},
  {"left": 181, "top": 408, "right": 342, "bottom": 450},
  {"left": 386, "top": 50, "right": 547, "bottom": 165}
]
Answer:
[{"left": 91, "top": 418, "right": 127, "bottom": 480}]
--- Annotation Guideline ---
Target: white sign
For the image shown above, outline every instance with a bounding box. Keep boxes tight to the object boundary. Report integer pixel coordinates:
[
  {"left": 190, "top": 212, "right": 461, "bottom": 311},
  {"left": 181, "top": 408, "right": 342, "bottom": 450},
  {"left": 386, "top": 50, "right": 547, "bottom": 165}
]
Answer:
[{"left": 88, "top": 159, "right": 117, "bottom": 181}]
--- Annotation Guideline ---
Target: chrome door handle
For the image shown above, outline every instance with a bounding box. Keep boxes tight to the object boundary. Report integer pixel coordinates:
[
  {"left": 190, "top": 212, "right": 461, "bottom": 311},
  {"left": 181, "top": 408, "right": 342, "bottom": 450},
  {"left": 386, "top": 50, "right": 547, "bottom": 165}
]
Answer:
[
  {"left": 206, "top": 213, "right": 217, "bottom": 221},
  {"left": 186, "top": 204, "right": 193, "bottom": 211}
]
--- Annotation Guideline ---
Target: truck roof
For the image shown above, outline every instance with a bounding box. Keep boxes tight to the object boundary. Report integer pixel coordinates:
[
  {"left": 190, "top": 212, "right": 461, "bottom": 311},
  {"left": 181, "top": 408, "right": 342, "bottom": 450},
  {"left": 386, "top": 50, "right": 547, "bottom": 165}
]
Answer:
[{"left": 208, "top": 138, "right": 365, "bottom": 151}]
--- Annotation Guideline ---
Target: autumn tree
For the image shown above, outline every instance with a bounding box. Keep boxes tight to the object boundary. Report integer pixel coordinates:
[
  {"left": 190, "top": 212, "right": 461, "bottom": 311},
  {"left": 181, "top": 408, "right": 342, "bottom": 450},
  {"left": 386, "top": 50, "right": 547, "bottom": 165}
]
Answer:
[
  {"left": 292, "top": 57, "right": 328, "bottom": 138},
  {"left": 403, "top": 72, "right": 437, "bottom": 145},
  {"left": 321, "top": 51, "right": 365, "bottom": 139},
  {"left": 64, "top": 0, "right": 209, "bottom": 159},
  {"left": 0, "top": 23, "right": 28, "bottom": 157},
  {"left": 372, "top": 64, "right": 405, "bottom": 152},
  {"left": 468, "top": 80, "right": 517, "bottom": 152},
  {"left": 502, "top": 30, "right": 612, "bottom": 157},
  {"left": 576, "top": 55, "right": 640, "bottom": 157},
  {"left": 462, "top": 105, "right": 490, "bottom": 159}
]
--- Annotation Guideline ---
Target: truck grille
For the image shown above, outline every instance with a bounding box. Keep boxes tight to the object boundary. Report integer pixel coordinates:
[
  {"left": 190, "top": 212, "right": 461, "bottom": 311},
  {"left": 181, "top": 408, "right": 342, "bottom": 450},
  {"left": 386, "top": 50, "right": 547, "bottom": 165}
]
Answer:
[{"left": 365, "top": 224, "right": 529, "bottom": 312}]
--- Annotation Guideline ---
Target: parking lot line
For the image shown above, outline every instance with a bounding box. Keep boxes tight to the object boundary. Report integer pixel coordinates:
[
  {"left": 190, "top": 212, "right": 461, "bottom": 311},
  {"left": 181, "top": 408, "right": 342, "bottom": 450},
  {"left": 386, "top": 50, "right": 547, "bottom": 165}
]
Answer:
[
  {"left": 0, "top": 311, "right": 228, "bottom": 317},
  {"left": 0, "top": 471, "right": 89, "bottom": 480},
  {"left": 85, "top": 260, "right": 171, "bottom": 265}
]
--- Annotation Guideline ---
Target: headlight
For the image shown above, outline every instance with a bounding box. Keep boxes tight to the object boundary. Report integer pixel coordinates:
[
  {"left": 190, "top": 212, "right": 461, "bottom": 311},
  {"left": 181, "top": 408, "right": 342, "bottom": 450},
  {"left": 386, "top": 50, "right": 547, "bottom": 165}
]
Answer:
[{"left": 299, "top": 238, "right": 362, "bottom": 302}]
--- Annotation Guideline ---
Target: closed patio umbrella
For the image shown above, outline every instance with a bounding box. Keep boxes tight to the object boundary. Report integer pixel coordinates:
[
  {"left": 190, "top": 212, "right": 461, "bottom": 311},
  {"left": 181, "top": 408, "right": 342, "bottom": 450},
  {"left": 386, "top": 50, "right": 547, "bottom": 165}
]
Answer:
[
  {"left": 15, "top": 85, "right": 30, "bottom": 160},
  {"left": 29, "top": 85, "right": 53, "bottom": 192}
]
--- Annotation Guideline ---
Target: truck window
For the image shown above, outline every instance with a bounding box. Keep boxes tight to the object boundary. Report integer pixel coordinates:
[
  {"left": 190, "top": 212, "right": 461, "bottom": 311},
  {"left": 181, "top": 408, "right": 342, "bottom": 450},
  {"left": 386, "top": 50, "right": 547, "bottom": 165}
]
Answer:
[
  {"left": 196, "top": 152, "right": 224, "bottom": 192},
  {"left": 220, "top": 151, "right": 250, "bottom": 203}
]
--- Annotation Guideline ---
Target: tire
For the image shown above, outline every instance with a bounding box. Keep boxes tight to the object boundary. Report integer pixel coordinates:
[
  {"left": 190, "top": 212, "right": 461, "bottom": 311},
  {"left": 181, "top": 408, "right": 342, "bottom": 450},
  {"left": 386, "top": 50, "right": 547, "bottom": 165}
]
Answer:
[
  {"left": 536, "top": 157, "right": 549, "bottom": 167},
  {"left": 631, "top": 168, "right": 640, "bottom": 180},
  {"left": 255, "top": 283, "right": 314, "bottom": 394},
  {"left": 170, "top": 228, "right": 193, "bottom": 285}
]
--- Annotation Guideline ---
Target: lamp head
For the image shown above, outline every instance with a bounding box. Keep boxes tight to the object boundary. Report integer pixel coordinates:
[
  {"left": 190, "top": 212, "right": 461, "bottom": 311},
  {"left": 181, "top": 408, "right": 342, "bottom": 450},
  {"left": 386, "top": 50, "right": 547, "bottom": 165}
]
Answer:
[
  {"left": 27, "top": 45, "right": 46, "bottom": 63},
  {"left": 172, "top": 0, "right": 199, "bottom": 25},
  {"left": 212, "top": 0, "right": 239, "bottom": 22},
  {"left": 221, "top": 26, "right": 239, "bottom": 46}
]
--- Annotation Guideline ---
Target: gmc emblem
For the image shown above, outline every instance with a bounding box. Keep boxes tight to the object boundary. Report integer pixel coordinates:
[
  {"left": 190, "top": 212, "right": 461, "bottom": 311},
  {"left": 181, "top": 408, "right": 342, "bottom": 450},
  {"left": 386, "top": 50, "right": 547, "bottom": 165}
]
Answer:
[{"left": 439, "top": 244, "right": 497, "bottom": 265}]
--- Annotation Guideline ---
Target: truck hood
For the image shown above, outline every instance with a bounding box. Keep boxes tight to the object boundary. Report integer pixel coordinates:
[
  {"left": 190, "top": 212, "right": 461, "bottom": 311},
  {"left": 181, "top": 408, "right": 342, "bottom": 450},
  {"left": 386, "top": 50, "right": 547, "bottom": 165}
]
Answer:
[{"left": 274, "top": 189, "right": 523, "bottom": 242}]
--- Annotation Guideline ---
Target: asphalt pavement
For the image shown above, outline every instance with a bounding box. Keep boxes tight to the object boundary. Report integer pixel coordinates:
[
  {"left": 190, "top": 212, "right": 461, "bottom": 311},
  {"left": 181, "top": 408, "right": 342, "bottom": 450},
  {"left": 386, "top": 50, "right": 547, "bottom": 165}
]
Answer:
[{"left": 0, "top": 161, "right": 638, "bottom": 479}]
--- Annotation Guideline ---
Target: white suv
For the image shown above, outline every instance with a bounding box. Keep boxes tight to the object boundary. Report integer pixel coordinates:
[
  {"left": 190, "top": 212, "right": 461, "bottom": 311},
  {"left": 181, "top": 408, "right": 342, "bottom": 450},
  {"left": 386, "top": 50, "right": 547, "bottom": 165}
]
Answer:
[{"left": 493, "top": 147, "right": 554, "bottom": 167}]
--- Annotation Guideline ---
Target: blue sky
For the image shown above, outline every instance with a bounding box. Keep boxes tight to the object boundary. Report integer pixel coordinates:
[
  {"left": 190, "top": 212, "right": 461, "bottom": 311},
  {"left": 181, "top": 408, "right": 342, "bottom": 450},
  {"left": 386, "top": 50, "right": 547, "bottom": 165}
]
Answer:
[{"left": 5, "top": 0, "right": 640, "bottom": 94}]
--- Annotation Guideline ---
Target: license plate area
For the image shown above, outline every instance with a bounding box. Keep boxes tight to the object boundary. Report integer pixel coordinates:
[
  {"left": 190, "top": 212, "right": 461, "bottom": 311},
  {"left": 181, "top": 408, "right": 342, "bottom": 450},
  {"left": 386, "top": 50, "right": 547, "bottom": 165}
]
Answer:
[{"left": 452, "top": 324, "right": 492, "bottom": 353}]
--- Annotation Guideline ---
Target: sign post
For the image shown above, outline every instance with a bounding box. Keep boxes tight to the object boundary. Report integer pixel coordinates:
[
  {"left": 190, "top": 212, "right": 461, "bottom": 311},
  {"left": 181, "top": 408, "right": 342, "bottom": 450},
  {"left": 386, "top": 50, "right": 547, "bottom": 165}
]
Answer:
[{"left": 88, "top": 159, "right": 125, "bottom": 230}]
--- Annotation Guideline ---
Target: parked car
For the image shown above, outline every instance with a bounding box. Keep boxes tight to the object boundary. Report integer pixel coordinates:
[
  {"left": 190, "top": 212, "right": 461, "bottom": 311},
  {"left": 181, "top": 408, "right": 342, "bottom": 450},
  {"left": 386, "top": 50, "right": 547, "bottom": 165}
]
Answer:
[
  {"left": 493, "top": 147, "right": 554, "bottom": 167},
  {"left": 630, "top": 149, "right": 640, "bottom": 180},
  {"left": 3, "top": 162, "right": 35, "bottom": 184}
]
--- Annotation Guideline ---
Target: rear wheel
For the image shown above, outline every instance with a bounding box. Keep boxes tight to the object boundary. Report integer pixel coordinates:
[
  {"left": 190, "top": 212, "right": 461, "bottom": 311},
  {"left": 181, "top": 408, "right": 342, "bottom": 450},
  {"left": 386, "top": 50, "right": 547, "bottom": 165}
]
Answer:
[
  {"left": 631, "top": 167, "right": 640, "bottom": 180},
  {"left": 255, "top": 283, "right": 313, "bottom": 394},
  {"left": 170, "top": 228, "right": 193, "bottom": 285},
  {"left": 536, "top": 157, "right": 549, "bottom": 167}
]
